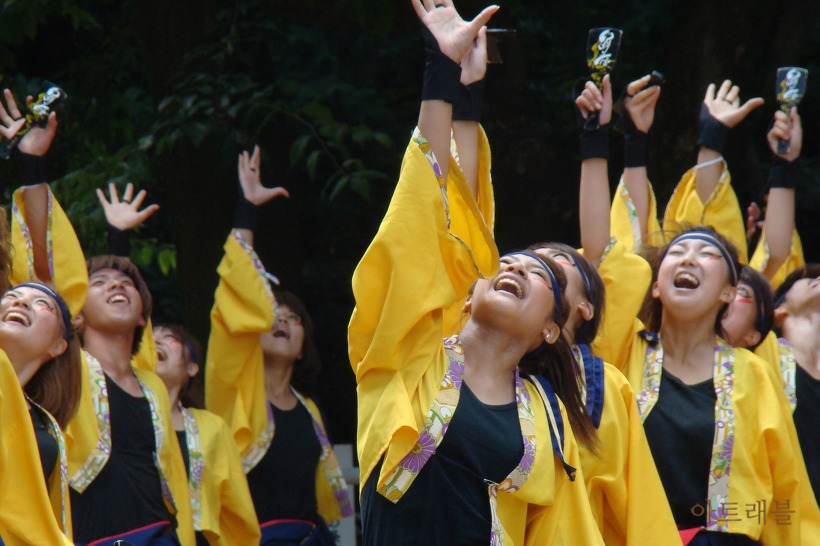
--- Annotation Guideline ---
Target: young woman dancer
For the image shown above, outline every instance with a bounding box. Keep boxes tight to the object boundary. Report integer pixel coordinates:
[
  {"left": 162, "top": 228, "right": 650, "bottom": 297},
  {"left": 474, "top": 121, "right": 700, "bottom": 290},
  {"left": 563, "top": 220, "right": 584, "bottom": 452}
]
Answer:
[
  {"left": 205, "top": 146, "right": 353, "bottom": 545},
  {"left": 349, "top": 2, "right": 603, "bottom": 544}
]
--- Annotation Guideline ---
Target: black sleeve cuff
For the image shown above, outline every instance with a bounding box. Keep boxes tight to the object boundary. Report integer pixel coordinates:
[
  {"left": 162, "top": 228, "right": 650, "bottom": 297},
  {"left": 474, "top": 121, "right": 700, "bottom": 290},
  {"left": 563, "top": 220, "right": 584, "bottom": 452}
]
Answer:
[
  {"left": 579, "top": 125, "right": 610, "bottom": 161},
  {"left": 697, "top": 105, "right": 729, "bottom": 153},
  {"left": 624, "top": 130, "right": 648, "bottom": 168},
  {"left": 453, "top": 81, "right": 485, "bottom": 122},
  {"left": 234, "top": 194, "right": 259, "bottom": 231},
  {"left": 107, "top": 225, "right": 131, "bottom": 257},
  {"left": 421, "top": 26, "right": 462, "bottom": 104},
  {"left": 768, "top": 156, "right": 797, "bottom": 189},
  {"left": 14, "top": 150, "right": 47, "bottom": 187}
]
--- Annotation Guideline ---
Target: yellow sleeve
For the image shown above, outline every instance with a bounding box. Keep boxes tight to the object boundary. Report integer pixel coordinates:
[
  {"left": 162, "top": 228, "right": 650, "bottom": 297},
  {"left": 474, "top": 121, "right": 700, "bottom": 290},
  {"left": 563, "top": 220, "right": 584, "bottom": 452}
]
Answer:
[
  {"left": 590, "top": 240, "right": 649, "bottom": 371},
  {"left": 204, "top": 232, "right": 274, "bottom": 457},
  {"left": 579, "top": 365, "right": 679, "bottom": 546},
  {"left": 348, "top": 129, "right": 498, "bottom": 489},
  {"left": 609, "top": 177, "right": 662, "bottom": 254},
  {"left": 0, "top": 354, "right": 73, "bottom": 546},
  {"left": 443, "top": 125, "right": 495, "bottom": 336},
  {"left": 523, "top": 398, "right": 604, "bottom": 545},
  {"left": 10, "top": 188, "right": 88, "bottom": 318},
  {"left": 662, "top": 163, "right": 748, "bottom": 263},
  {"left": 193, "top": 409, "right": 260, "bottom": 546},
  {"left": 749, "top": 228, "right": 804, "bottom": 291},
  {"left": 132, "top": 319, "right": 158, "bottom": 372},
  {"left": 137, "top": 370, "right": 196, "bottom": 546}
]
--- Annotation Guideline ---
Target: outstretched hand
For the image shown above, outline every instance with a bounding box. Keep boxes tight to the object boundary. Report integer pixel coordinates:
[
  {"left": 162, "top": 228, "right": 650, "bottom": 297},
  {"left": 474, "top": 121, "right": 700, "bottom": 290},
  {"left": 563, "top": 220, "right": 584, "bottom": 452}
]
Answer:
[
  {"left": 703, "top": 79, "right": 764, "bottom": 129},
  {"left": 0, "top": 89, "right": 26, "bottom": 140},
  {"left": 576, "top": 74, "right": 613, "bottom": 125},
  {"left": 624, "top": 75, "right": 661, "bottom": 133},
  {"left": 96, "top": 182, "right": 160, "bottom": 231},
  {"left": 767, "top": 108, "right": 802, "bottom": 162},
  {"left": 411, "top": 0, "right": 499, "bottom": 64},
  {"left": 238, "top": 145, "right": 289, "bottom": 205}
]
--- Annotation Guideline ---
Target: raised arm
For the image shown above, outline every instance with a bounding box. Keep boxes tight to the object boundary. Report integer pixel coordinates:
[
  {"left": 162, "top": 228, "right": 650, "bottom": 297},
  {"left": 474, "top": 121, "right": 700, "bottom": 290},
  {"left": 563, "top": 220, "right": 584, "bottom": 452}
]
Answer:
[
  {"left": 693, "top": 80, "right": 763, "bottom": 203},
  {"left": 619, "top": 75, "right": 661, "bottom": 242},
  {"left": 577, "top": 75, "right": 612, "bottom": 263},
  {"left": 96, "top": 182, "right": 160, "bottom": 257},
  {"left": 759, "top": 108, "right": 801, "bottom": 280}
]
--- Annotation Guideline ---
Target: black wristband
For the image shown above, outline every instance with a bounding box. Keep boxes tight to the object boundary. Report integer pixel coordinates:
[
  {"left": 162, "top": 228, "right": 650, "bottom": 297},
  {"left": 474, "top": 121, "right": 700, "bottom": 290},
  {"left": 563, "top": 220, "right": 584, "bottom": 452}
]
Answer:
[
  {"left": 14, "top": 149, "right": 47, "bottom": 187},
  {"left": 234, "top": 191, "right": 259, "bottom": 231},
  {"left": 697, "top": 105, "right": 729, "bottom": 153},
  {"left": 107, "top": 225, "right": 131, "bottom": 257},
  {"left": 453, "top": 80, "right": 485, "bottom": 122},
  {"left": 768, "top": 156, "right": 797, "bottom": 189},
  {"left": 578, "top": 125, "right": 610, "bottom": 160},
  {"left": 624, "top": 130, "right": 648, "bottom": 168},
  {"left": 421, "top": 26, "right": 462, "bottom": 104}
]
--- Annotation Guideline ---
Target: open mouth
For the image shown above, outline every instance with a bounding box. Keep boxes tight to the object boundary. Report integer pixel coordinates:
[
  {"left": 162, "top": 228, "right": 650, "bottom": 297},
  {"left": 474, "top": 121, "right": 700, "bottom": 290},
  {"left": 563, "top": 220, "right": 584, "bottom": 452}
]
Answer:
[
  {"left": 3, "top": 310, "right": 30, "bottom": 326},
  {"left": 272, "top": 330, "right": 289, "bottom": 339},
  {"left": 494, "top": 276, "right": 524, "bottom": 298},
  {"left": 107, "top": 293, "right": 129, "bottom": 304},
  {"left": 673, "top": 271, "right": 700, "bottom": 289},
  {"left": 156, "top": 348, "right": 167, "bottom": 361}
]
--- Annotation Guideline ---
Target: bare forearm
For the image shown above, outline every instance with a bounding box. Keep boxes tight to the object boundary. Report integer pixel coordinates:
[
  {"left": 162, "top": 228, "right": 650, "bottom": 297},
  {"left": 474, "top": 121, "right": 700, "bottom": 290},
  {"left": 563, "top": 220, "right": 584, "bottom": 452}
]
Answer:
[
  {"left": 761, "top": 188, "right": 795, "bottom": 279},
  {"left": 694, "top": 147, "right": 723, "bottom": 204},
  {"left": 452, "top": 120, "right": 479, "bottom": 195},
  {"left": 20, "top": 184, "right": 51, "bottom": 282},
  {"left": 418, "top": 100, "right": 453, "bottom": 183},
  {"left": 580, "top": 158, "right": 610, "bottom": 262}
]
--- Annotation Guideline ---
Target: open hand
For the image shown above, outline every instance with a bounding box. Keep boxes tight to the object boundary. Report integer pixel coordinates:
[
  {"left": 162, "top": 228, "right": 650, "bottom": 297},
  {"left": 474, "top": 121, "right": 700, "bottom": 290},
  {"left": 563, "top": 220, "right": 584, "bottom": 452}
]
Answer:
[
  {"left": 96, "top": 182, "right": 160, "bottom": 231},
  {"left": 703, "top": 80, "right": 764, "bottom": 129},
  {"left": 624, "top": 75, "right": 661, "bottom": 133},
  {"left": 576, "top": 74, "right": 612, "bottom": 125},
  {"left": 412, "top": 0, "right": 499, "bottom": 64},
  {"left": 0, "top": 89, "right": 26, "bottom": 140},
  {"left": 460, "top": 26, "right": 488, "bottom": 85},
  {"left": 238, "top": 145, "right": 289, "bottom": 205}
]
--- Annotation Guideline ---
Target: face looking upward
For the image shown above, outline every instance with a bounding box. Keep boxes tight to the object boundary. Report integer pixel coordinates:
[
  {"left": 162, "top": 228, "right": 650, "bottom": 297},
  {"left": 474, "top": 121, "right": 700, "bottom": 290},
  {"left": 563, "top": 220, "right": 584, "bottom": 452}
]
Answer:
[
  {"left": 154, "top": 326, "right": 198, "bottom": 391},
  {"left": 0, "top": 286, "right": 68, "bottom": 366},
  {"left": 260, "top": 305, "right": 305, "bottom": 364},
  {"left": 533, "top": 247, "right": 594, "bottom": 341},
  {"left": 81, "top": 268, "right": 145, "bottom": 333},
  {"left": 721, "top": 282, "right": 761, "bottom": 348},
  {"left": 653, "top": 238, "right": 736, "bottom": 320},
  {"left": 468, "top": 254, "right": 561, "bottom": 351}
]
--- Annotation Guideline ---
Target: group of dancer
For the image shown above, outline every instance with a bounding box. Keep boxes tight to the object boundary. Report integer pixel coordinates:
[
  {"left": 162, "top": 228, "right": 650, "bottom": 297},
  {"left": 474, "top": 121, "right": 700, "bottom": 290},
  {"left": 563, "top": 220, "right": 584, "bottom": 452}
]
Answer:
[
  {"left": 0, "top": 86, "right": 351, "bottom": 543},
  {"left": 349, "top": 1, "right": 820, "bottom": 545},
  {"left": 0, "top": 0, "right": 818, "bottom": 544}
]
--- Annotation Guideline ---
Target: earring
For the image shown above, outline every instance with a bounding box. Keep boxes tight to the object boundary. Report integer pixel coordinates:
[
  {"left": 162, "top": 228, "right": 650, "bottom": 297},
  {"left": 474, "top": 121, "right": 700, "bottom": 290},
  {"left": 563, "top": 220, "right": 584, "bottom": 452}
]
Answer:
[{"left": 546, "top": 332, "right": 551, "bottom": 340}]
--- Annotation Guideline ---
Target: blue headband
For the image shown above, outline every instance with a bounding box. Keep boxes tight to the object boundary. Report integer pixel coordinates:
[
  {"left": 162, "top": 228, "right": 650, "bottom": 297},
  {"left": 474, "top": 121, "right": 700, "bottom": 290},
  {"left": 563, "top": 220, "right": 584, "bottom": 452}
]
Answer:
[
  {"left": 504, "top": 251, "right": 563, "bottom": 320},
  {"left": 10, "top": 282, "right": 72, "bottom": 341},
  {"left": 567, "top": 252, "right": 593, "bottom": 303},
  {"left": 665, "top": 231, "right": 739, "bottom": 286}
]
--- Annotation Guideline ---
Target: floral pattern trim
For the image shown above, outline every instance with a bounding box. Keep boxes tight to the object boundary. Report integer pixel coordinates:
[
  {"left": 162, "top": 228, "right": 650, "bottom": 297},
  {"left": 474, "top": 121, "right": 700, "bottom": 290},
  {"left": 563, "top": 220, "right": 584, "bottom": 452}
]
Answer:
[
  {"left": 231, "top": 229, "right": 278, "bottom": 472},
  {"left": 70, "top": 352, "right": 176, "bottom": 514},
  {"left": 637, "top": 336, "right": 736, "bottom": 532},
  {"left": 412, "top": 126, "right": 450, "bottom": 229},
  {"left": 180, "top": 405, "right": 204, "bottom": 529},
  {"left": 292, "top": 389, "right": 354, "bottom": 518},
  {"left": 378, "top": 336, "right": 536, "bottom": 545},
  {"left": 28, "top": 398, "right": 70, "bottom": 536},
  {"left": 777, "top": 338, "right": 798, "bottom": 413},
  {"left": 616, "top": 179, "right": 643, "bottom": 251},
  {"left": 12, "top": 188, "right": 55, "bottom": 280}
]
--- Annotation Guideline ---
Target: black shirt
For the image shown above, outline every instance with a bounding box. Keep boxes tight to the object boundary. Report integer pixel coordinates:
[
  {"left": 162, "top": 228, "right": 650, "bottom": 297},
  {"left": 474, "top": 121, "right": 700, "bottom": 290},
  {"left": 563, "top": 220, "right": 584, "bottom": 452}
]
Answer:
[
  {"left": 247, "top": 401, "right": 323, "bottom": 523},
  {"left": 70, "top": 374, "right": 173, "bottom": 542},
  {"left": 177, "top": 429, "right": 190, "bottom": 479},
  {"left": 794, "top": 365, "right": 820, "bottom": 504},
  {"left": 30, "top": 406, "right": 58, "bottom": 483},
  {"left": 644, "top": 368, "right": 716, "bottom": 529},
  {"left": 361, "top": 382, "right": 524, "bottom": 545}
]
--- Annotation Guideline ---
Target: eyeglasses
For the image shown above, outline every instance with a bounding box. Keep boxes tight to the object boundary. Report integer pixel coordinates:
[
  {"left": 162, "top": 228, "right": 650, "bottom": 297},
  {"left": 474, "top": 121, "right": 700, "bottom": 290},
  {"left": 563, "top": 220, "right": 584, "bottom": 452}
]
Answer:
[{"left": 275, "top": 312, "right": 302, "bottom": 326}]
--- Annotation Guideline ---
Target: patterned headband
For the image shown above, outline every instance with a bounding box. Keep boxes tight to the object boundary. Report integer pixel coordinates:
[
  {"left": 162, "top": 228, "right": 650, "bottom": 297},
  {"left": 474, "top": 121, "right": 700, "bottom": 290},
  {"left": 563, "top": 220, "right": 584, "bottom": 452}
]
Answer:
[
  {"left": 11, "top": 282, "right": 72, "bottom": 341},
  {"left": 665, "top": 231, "right": 739, "bottom": 286}
]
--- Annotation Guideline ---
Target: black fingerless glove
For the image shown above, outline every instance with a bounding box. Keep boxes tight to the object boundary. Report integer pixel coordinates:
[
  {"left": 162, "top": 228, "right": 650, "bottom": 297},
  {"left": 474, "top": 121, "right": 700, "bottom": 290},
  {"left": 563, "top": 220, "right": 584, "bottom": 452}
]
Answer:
[
  {"left": 617, "top": 92, "right": 649, "bottom": 168},
  {"left": 234, "top": 184, "right": 259, "bottom": 231},
  {"left": 421, "top": 26, "right": 462, "bottom": 104},
  {"left": 579, "top": 125, "right": 610, "bottom": 160},
  {"left": 107, "top": 225, "right": 131, "bottom": 257},
  {"left": 13, "top": 149, "right": 47, "bottom": 187},
  {"left": 453, "top": 80, "right": 485, "bottom": 122},
  {"left": 768, "top": 156, "right": 797, "bottom": 189},
  {"left": 697, "top": 105, "right": 729, "bottom": 153}
]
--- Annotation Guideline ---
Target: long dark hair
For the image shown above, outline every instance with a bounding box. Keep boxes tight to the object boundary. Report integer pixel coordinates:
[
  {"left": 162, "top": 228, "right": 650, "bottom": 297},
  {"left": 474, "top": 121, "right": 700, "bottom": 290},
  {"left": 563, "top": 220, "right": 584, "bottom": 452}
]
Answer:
[
  {"left": 273, "top": 290, "right": 322, "bottom": 397},
  {"left": 738, "top": 266, "right": 773, "bottom": 349},
  {"left": 641, "top": 225, "right": 741, "bottom": 339},
  {"left": 515, "top": 254, "right": 598, "bottom": 451},
  {"left": 22, "top": 286, "right": 82, "bottom": 429},
  {"left": 154, "top": 323, "right": 204, "bottom": 409},
  {"left": 773, "top": 263, "right": 820, "bottom": 335}
]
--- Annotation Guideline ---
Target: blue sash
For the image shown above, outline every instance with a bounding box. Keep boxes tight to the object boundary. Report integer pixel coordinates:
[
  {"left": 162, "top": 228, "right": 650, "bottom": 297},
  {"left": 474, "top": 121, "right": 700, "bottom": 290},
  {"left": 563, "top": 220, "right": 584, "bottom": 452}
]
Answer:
[
  {"left": 77, "top": 521, "right": 178, "bottom": 546},
  {"left": 524, "top": 373, "right": 577, "bottom": 481},
  {"left": 577, "top": 343, "right": 605, "bottom": 429},
  {"left": 260, "top": 517, "right": 335, "bottom": 546}
]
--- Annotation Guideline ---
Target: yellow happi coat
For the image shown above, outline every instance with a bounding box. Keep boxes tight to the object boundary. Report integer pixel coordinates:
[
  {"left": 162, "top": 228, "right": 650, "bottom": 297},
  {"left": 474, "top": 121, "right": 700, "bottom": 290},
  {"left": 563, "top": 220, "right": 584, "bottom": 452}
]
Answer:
[
  {"left": 205, "top": 231, "right": 353, "bottom": 525},
  {"left": 349, "top": 128, "right": 602, "bottom": 545},
  {"left": 591, "top": 239, "right": 820, "bottom": 544}
]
